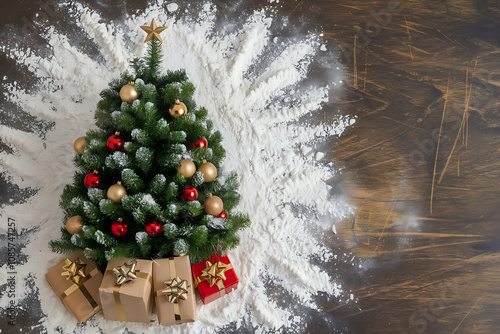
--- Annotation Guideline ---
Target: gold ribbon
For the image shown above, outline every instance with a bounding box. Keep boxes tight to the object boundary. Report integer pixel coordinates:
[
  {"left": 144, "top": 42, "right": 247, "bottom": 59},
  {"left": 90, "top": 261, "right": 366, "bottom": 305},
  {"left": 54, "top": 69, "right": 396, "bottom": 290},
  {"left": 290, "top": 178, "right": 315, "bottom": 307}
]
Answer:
[
  {"left": 113, "top": 285, "right": 126, "bottom": 321},
  {"left": 107, "top": 263, "right": 152, "bottom": 322},
  {"left": 194, "top": 260, "right": 233, "bottom": 293},
  {"left": 58, "top": 258, "right": 100, "bottom": 311},
  {"left": 113, "top": 260, "right": 138, "bottom": 285}
]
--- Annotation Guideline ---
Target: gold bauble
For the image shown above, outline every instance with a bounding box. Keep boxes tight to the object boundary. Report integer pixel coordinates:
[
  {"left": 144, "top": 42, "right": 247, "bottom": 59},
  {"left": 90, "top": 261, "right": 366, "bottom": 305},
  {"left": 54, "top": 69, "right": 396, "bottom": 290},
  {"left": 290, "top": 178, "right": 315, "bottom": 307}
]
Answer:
[
  {"left": 107, "top": 182, "right": 127, "bottom": 203},
  {"left": 120, "top": 83, "right": 139, "bottom": 104},
  {"left": 169, "top": 99, "right": 187, "bottom": 118},
  {"left": 66, "top": 215, "right": 83, "bottom": 235},
  {"left": 177, "top": 159, "right": 196, "bottom": 178},
  {"left": 204, "top": 195, "right": 224, "bottom": 216},
  {"left": 198, "top": 161, "right": 217, "bottom": 182},
  {"left": 74, "top": 137, "right": 86, "bottom": 154}
]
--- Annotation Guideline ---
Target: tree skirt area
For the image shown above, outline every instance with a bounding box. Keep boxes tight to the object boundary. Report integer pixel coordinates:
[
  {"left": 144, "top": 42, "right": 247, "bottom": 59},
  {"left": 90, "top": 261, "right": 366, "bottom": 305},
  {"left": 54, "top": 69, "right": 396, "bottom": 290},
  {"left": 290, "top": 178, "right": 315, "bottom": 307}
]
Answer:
[{"left": 0, "top": 1, "right": 357, "bottom": 333}]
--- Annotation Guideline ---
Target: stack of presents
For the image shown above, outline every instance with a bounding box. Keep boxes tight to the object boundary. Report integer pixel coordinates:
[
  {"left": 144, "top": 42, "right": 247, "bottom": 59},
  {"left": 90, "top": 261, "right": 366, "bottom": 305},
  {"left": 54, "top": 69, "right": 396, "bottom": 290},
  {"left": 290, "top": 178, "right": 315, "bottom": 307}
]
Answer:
[{"left": 45, "top": 253, "right": 239, "bottom": 324}]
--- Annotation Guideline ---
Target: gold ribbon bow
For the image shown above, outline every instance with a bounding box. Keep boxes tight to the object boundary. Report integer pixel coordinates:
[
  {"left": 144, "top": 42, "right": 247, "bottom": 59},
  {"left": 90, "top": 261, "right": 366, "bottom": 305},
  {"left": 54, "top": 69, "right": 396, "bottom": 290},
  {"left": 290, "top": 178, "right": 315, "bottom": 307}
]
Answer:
[
  {"left": 194, "top": 260, "right": 232, "bottom": 290},
  {"left": 58, "top": 257, "right": 100, "bottom": 315},
  {"left": 61, "top": 258, "right": 87, "bottom": 285},
  {"left": 113, "top": 260, "right": 138, "bottom": 285},
  {"left": 162, "top": 276, "right": 190, "bottom": 303}
]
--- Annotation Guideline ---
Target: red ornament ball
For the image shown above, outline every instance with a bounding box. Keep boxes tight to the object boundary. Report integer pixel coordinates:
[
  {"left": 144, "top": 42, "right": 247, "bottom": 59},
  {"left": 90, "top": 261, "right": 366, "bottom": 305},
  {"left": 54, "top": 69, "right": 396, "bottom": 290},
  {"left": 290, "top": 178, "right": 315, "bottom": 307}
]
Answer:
[
  {"left": 84, "top": 171, "right": 100, "bottom": 188},
  {"left": 191, "top": 137, "right": 208, "bottom": 149},
  {"left": 218, "top": 210, "right": 228, "bottom": 219},
  {"left": 107, "top": 133, "right": 125, "bottom": 151},
  {"left": 111, "top": 220, "right": 127, "bottom": 237},
  {"left": 181, "top": 186, "right": 198, "bottom": 201},
  {"left": 145, "top": 221, "right": 163, "bottom": 236}
]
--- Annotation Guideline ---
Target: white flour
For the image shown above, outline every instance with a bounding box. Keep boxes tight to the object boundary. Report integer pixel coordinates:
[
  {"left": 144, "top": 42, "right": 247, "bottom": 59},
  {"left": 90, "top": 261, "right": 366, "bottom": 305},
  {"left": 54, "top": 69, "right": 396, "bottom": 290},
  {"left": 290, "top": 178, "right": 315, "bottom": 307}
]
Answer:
[{"left": 0, "top": 1, "right": 354, "bottom": 332}]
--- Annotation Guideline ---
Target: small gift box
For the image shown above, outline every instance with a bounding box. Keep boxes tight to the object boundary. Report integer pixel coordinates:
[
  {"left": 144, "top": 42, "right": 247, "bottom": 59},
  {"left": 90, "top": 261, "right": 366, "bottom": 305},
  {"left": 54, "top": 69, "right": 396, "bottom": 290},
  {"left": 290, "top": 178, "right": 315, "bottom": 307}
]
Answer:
[
  {"left": 99, "top": 258, "right": 153, "bottom": 323},
  {"left": 152, "top": 256, "right": 196, "bottom": 325},
  {"left": 45, "top": 252, "right": 103, "bottom": 323},
  {"left": 191, "top": 254, "right": 238, "bottom": 304}
]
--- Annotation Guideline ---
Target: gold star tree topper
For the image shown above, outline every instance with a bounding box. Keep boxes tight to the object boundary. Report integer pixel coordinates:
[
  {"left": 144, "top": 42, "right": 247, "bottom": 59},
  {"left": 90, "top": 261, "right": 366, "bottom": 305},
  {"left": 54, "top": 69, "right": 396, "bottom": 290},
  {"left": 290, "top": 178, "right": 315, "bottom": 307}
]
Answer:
[{"left": 140, "top": 18, "right": 167, "bottom": 43}]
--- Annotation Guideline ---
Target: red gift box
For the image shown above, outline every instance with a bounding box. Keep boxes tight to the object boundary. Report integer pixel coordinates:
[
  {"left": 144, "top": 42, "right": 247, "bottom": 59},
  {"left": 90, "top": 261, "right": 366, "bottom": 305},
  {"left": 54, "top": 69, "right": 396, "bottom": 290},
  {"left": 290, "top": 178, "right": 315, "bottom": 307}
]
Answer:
[{"left": 191, "top": 254, "right": 238, "bottom": 304}]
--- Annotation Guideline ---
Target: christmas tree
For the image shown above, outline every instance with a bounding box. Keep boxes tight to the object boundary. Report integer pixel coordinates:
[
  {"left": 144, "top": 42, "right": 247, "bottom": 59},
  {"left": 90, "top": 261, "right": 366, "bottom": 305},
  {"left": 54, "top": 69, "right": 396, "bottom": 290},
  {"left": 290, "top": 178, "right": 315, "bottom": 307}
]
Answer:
[{"left": 50, "top": 19, "right": 250, "bottom": 269}]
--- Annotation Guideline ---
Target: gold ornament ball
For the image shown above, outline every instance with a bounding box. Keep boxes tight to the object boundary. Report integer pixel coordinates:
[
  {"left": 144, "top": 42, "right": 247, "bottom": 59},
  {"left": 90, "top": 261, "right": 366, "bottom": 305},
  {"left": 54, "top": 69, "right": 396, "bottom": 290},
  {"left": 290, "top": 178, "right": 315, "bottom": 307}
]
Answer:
[
  {"left": 198, "top": 161, "right": 217, "bottom": 182},
  {"left": 169, "top": 99, "right": 187, "bottom": 118},
  {"left": 107, "top": 182, "right": 127, "bottom": 203},
  {"left": 204, "top": 195, "right": 224, "bottom": 216},
  {"left": 120, "top": 83, "right": 139, "bottom": 104},
  {"left": 74, "top": 137, "right": 86, "bottom": 154},
  {"left": 178, "top": 159, "right": 196, "bottom": 178},
  {"left": 66, "top": 215, "right": 83, "bottom": 235}
]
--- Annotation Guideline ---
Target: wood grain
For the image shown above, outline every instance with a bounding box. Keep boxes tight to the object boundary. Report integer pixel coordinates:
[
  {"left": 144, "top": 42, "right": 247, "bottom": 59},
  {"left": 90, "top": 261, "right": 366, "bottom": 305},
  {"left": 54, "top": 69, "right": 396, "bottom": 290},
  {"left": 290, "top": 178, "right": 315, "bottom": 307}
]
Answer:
[{"left": 287, "top": 0, "right": 500, "bottom": 332}]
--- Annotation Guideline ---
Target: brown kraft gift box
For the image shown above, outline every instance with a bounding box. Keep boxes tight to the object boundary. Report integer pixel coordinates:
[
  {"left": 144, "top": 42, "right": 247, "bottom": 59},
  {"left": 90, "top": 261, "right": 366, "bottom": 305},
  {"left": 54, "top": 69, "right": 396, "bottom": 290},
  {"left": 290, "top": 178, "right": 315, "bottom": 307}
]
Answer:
[
  {"left": 45, "top": 252, "right": 103, "bottom": 323},
  {"left": 99, "top": 258, "right": 153, "bottom": 323},
  {"left": 152, "top": 256, "right": 196, "bottom": 325}
]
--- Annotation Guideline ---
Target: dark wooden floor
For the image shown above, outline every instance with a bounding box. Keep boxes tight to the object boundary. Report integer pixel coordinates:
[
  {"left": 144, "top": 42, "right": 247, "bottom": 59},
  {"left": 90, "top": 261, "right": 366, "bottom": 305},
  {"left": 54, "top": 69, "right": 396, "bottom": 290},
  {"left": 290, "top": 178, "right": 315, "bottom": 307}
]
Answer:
[
  {"left": 283, "top": 0, "right": 500, "bottom": 333},
  {"left": 1, "top": 0, "right": 499, "bottom": 333}
]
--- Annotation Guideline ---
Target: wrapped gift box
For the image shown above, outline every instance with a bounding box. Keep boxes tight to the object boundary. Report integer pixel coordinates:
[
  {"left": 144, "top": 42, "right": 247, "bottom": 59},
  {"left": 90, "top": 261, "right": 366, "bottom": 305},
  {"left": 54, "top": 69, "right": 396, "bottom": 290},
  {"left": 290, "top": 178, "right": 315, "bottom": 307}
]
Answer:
[
  {"left": 152, "top": 256, "right": 196, "bottom": 325},
  {"left": 99, "top": 258, "right": 153, "bottom": 323},
  {"left": 45, "top": 252, "right": 103, "bottom": 323},
  {"left": 191, "top": 254, "right": 238, "bottom": 304}
]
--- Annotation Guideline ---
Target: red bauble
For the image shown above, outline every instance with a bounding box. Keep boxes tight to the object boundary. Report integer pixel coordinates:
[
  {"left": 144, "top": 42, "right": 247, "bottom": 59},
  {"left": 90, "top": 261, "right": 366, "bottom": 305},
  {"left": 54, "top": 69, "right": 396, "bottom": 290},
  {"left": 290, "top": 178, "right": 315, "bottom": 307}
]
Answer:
[
  {"left": 84, "top": 171, "right": 100, "bottom": 188},
  {"left": 111, "top": 220, "right": 127, "bottom": 237},
  {"left": 218, "top": 210, "right": 228, "bottom": 219},
  {"left": 145, "top": 221, "right": 163, "bottom": 236},
  {"left": 181, "top": 186, "right": 198, "bottom": 201},
  {"left": 191, "top": 137, "right": 208, "bottom": 149},
  {"left": 107, "top": 132, "right": 125, "bottom": 151}
]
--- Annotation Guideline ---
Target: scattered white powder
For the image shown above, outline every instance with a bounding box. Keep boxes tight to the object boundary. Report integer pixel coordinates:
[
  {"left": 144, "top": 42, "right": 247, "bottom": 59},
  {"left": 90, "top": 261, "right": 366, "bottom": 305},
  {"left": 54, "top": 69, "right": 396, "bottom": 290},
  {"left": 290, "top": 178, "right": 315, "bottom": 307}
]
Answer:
[
  {"left": 167, "top": 3, "right": 179, "bottom": 12},
  {"left": 0, "top": 1, "right": 355, "bottom": 333}
]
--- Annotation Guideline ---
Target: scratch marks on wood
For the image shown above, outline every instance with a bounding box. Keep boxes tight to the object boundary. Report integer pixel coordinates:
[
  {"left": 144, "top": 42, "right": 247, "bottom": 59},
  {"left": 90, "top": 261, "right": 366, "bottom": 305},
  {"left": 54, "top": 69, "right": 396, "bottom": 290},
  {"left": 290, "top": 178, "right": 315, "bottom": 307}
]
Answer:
[
  {"left": 375, "top": 200, "right": 396, "bottom": 251},
  {"left": 381, "top": 115, "right": 431, "bottom": 133},
  {"left": 338, "top": 4, "right": 363, "bottom": 10},
  {"left": 352, "top": 198, "right": 367, "bottom": 243},
  {"left": 451, "top": 296, "right": 483, "bottom": 334},
  {"left": 436, "top": 28, "right": 469, "bottom": 49},
  {"left": 344, "top": 129, "right": 408, "bottom": 159},
  {"left": 430, "top": 75, "right": 450, "bottom": 214},
  {"left": 415, "top": 217, "right": 457, "bottom": 222},
  {"left": 438, "top": 62, "right": 477, "bottom": 184},
  {"left": 356, "top": 156, "right": 408, "bottom": 170},
  {"left": 436, "top": 185, "right": 471, "bottom": 191},
  {"left": 291, "top": 0, "right": 303, "bottom": 13},
  {"left": 403, "top": 11, "right": 416, "bottom": 74},
  {"left": 401, "top": 240, "right": 483, "bottom": 252},
  {"left": 363, "top": 50, "right": 368, "bottom": 93},
  {"left": 353, "top": 232, "right": 481, "bottom": 238},
  {"left": 408, "top": 44, "right": 430, "bottom": 55},
  {"left": 397, "top": 23, "right": 428, "bottom": 35},
  {"left": 353, "top": 34, "right": 358, "bottom": 90}
]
